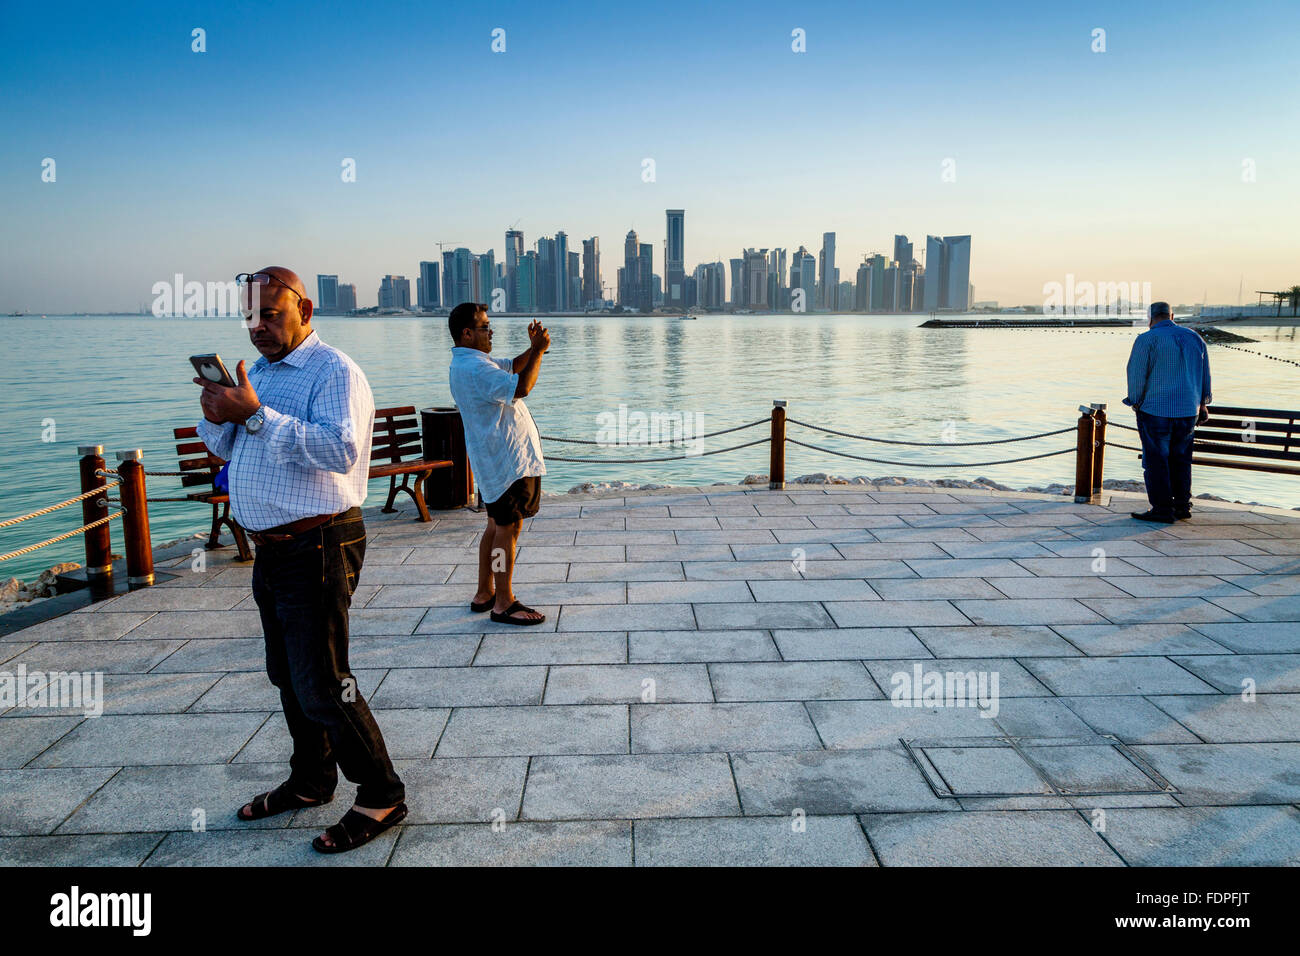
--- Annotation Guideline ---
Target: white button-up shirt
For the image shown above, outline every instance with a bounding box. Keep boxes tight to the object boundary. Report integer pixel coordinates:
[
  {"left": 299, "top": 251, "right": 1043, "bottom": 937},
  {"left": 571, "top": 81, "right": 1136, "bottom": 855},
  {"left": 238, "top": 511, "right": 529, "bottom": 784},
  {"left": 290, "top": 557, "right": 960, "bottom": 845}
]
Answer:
[
  {"left": 196, "top": 331, "right": 374, "bottom": 532},
  {"left": 448, "top": 346, "right": 546, "bottom": 504}
]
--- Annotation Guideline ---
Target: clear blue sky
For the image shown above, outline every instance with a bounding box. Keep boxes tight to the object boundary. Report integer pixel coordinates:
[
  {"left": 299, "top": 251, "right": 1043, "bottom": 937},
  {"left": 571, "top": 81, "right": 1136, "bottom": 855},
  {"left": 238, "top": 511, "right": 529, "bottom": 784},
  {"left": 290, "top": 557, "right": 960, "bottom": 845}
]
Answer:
[{"left": 2, "top": 0, "right": 1297, "bottom": 311}]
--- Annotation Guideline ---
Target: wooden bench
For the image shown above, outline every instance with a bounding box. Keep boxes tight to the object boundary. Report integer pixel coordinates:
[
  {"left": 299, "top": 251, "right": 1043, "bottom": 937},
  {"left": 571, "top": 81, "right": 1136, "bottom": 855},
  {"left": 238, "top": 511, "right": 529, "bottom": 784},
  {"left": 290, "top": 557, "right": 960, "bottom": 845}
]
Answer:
[
  {"left": 1192, "top": 405, "right": 1300, "bottom": 476},
  {"left": 174, "top": 426, "right": 254, "bottom": 561},
  {"left": 370, "top": 405, "right": 454, "bottom": 522}
]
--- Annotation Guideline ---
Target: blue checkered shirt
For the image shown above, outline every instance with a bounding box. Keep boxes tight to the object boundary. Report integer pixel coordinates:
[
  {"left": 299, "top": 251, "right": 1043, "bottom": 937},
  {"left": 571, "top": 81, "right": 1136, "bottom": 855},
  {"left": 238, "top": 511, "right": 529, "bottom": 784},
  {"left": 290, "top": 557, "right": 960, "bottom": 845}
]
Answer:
[
  {"left": 1123, "top": 319, "right": 1213, "bottom": 418},
  {"left": 196, "top": 332, "right": 374, "bottom": 532}
]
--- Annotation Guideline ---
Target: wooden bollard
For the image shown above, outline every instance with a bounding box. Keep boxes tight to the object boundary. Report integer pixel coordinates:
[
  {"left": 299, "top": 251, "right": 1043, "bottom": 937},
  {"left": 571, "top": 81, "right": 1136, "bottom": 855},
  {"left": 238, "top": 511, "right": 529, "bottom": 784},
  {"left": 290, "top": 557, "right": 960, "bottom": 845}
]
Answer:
[
  {"left": 769, "top": 401, "right": 787, "bottom": 490},
  {"left": 115, "top": 450, "right": 154, "bottom": 586},
  {"left": 1091, "top": 403, "right": 1107, "bottom": 500},
  {"left": 1073, "top": 407, "right": 1096, "bottom": 504},
  {"left": 78, "top": 444, "right": 112, "bottom": 578}
]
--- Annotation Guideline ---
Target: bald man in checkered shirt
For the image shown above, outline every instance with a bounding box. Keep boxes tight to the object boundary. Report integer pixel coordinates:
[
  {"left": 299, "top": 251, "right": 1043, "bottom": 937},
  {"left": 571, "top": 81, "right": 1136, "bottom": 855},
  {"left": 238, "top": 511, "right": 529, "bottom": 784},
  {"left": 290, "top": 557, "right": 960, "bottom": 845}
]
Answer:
[{"left": 194, "top": 266, "right": 405, "bottom": 854}]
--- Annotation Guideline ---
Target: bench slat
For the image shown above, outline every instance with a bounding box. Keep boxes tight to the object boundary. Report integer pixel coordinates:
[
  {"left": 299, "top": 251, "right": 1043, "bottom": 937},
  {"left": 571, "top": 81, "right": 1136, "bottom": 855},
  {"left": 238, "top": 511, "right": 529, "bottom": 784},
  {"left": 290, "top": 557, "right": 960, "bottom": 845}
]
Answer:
[
  {"left": 1193, "top": 441, "right": 1300, "bottom": 463},
  {"left": 1192, "top": 456, "right": 1300, "bottom": 476}
]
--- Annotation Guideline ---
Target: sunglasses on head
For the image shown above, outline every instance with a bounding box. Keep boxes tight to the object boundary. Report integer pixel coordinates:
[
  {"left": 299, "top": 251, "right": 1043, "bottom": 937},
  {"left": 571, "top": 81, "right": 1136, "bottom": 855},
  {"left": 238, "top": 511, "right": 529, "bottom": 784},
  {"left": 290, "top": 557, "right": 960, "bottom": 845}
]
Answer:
[{"left": 236, "top": 272, "right": 304, "bottom": 306}]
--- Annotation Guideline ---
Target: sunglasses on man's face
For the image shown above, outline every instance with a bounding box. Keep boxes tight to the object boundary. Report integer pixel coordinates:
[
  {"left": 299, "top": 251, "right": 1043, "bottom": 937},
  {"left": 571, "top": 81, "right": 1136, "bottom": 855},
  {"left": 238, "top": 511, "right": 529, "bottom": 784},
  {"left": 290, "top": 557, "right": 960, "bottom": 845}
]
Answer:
[{"left": 236, "top": 272, "right": 304, "bottom": 306}]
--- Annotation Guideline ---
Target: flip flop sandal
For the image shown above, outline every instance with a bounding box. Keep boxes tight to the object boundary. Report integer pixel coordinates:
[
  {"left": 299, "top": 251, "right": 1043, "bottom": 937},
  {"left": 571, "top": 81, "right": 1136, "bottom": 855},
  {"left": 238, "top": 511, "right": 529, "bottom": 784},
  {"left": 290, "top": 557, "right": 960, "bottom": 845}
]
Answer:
[
  {"left": 237, "top": 782, "right": 331, "bottom": 821},
  {"left": 470, "top": 597, "right": 495, "bottom": 613},
  {"left": 312, "top": 803, "right": 408, "bottom": 854},
  {"left": 490, "top": 600, "right": 547, "bottom": 626}
]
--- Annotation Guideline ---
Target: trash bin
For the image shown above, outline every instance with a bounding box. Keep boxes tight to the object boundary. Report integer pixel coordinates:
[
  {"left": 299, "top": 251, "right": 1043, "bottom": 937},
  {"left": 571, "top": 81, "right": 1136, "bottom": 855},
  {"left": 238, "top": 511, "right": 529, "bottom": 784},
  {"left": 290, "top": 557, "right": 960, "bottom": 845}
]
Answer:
[{"left": 421, "top": 407, "right": 473, "bottom": 509}]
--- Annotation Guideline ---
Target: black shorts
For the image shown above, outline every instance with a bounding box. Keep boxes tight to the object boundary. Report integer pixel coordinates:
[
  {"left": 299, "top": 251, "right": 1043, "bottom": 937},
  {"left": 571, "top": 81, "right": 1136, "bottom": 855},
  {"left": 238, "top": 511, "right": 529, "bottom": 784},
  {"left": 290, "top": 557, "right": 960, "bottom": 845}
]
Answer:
[{"left": 485, "top": 476, "right": 541, "bottom": 525}]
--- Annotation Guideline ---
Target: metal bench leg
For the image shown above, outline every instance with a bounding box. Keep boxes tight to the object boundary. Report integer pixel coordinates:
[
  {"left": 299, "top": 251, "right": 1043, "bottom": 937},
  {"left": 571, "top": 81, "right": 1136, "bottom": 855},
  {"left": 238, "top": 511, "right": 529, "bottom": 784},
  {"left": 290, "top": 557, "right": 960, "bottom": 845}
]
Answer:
[
  {"left": 229, "top": 520, "right": 253, "bottom": 562},
  {"left": 206, "top": 502, "right": 224, "bottom": 550},
  {"left": 411, "top": 472, "right": 432, "bottom": 522},
  {"left": 382, "top": 474, "right": 399, "bottom": 513}
]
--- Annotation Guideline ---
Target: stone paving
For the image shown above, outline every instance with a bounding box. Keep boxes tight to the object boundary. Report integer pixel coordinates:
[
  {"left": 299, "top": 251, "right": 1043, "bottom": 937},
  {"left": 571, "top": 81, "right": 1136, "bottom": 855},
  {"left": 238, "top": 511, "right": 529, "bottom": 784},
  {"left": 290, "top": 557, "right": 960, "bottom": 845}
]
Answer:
[{"left": 2, "top": 483, "right": 1299, "bottom": 866}]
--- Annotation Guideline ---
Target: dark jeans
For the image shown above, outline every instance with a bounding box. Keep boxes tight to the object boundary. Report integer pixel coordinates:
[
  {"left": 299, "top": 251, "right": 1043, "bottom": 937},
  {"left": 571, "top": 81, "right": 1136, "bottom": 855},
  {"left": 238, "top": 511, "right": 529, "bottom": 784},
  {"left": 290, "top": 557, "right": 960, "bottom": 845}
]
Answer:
[
  {"left": 250, "top": 507, "right": 404, "bottom": 809},
  {"left": 1135, "top": 410, "right": 1198, "bottom": 516}
]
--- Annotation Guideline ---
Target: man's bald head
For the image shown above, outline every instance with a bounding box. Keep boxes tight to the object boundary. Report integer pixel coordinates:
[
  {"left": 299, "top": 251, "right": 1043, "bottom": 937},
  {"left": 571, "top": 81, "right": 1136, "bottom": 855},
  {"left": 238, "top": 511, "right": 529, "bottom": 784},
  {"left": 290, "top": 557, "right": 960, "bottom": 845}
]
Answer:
[
  {"left": 257, "top": 266, "right": 308, "bottom": 301},
  {"left": 245, "top": 265, "right": 314, "bottom": 362}
]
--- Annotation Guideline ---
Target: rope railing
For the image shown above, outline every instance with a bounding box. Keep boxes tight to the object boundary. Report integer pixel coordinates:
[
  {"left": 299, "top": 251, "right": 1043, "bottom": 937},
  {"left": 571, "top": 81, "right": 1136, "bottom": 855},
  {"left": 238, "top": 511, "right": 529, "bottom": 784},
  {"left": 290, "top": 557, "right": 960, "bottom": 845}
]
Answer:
[
  {"left": 784, "top": 438, "right": 1077, "bottom": 468},
  {"left": 0, "top": 481, "right": 120, "bottom": 529},
  {"left": 0, "top": 513, "right": 124, "bottom": 563},
  {"left": 785, "top": 419, "right": 1076, "bottom": 447},
  {"left": 0, "top": 446, "right": 156, "bottom": 585}
]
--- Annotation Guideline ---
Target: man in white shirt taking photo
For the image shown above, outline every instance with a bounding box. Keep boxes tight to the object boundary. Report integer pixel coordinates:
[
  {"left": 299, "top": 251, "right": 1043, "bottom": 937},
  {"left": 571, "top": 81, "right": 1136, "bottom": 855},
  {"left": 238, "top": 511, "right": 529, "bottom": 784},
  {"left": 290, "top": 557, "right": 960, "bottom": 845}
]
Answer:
[{"left": 447, "top": 302, "right": 549, "bottom": 626}]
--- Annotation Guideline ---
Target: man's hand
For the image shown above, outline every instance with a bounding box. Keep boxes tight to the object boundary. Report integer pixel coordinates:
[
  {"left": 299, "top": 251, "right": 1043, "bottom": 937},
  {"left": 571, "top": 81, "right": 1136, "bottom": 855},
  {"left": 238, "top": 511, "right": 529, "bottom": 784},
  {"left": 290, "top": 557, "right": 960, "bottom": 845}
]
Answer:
[
  {"left": 528, "top": 319, "right": 550, "bottom": 354},
  {"left": 193, "top": 360, "right": 261, "bottom": 425},
  {"left": 1197, "top": 404, "right": 1210, "bottom": 425}
]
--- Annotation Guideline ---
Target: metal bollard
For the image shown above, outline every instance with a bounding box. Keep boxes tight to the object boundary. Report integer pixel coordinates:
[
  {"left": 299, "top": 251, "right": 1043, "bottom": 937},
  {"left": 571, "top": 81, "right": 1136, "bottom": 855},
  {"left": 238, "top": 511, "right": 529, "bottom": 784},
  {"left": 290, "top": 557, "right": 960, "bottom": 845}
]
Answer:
[
  {"left": 78, "top": 444, "right": 113, "bottom": 578},
  {"left": 769, "top": 400, "right": 787, "bottom": 490},
  {"left": 1073, "top": 406, "right": 1096, "bottom": 504},
  {"left": 1091, "top": 403, "right": 1108, "bottom": 500},
  {"left": 115, "top": 450, "right": 154, "bottom": 586}
]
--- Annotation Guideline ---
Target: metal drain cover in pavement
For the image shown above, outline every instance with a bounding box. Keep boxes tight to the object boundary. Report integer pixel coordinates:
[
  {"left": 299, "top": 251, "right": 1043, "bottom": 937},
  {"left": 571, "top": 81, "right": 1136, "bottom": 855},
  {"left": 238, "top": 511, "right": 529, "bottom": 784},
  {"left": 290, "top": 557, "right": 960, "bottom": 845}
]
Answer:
[{"left": 901, "top": 735, "right": 1178, "bottom": 798}]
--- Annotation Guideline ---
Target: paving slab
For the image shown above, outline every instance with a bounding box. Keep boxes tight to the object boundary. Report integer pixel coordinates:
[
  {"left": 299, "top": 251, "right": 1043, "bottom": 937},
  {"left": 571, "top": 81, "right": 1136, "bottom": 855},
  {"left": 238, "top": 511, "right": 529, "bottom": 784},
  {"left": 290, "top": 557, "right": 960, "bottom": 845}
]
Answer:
[
  {"left": 912, "top": 625, "right": 1080, "bottom": 658},
  {"left": 0, "top": 767, "right": 120, "bottom": 835},
  {"left": 1170, "top": 654, "right": 1300, "bottom": 694},
  {"left": 1148, "top": 694, "right": 1300, "bottom": 743},
  {"left": 1049, "top": 622, "right": 1231, "bottom": 657},
  {"left": 772, "top": 627, "right": 930, "bottom": 661},
  {"left": 475, "top": 631, "right": 626, "bottom": 665},
  {"left": 1132, "top": 743, "right": 1300, "bottom": 805},
  {"left": 521, "top": 754, "right": 739, "bottom": 819},
  {"left": 544, "top": 664, "right": 712, "bottom": 704},
  {"left": 731, "top": 748, "right": 949, "bottom": 814},
  {"left": 558, "top": 603, "right": 695, "bottom": 632},
  {"left": 391, "top": 820, "right": 632, "bottom": 866},
  {"left": 694, "top": 602, "right": 835, "bottom": 630},
  {"left": 1022, "top": 657, "right": 1219, "bottom": 696},
  {"left": 370, "top": 666, "right": 545, "bottom": 708},
  {"left": 860, "top": 810, "right": 1122, "bottom": 865},
  {"left": 807, "top": 699, "right": 1006, "bottom": 750},
  {"left": 635, "top": 814, "right": 876, "bottom": 866},
  {"left": 0, "top": 612, "right": 154, "bottom": 643},
  {"left": 435, "top": 705, "right": 628, "bottom": 757},
  {"left": 1098, "top": 805, "right": 1300, "bottom": 865},
  {"left": 1187, "top": 622, "right": 1300, "bottom": 654},
  {"left": 144, "top": 826, "right": 398, "bottom": 866},
  {"left": 631, "top": 702, "right": 823, "bottom": 753},
  {"left": 630, "top": 630, "right": 779, "bottom": 663},
  {"left": 709, "top": 661, "right": 880, "bottom": 702},
  {"left": 0, "top": 832, "right": 164, "bottom": 866},
  {"left": 32, "top": 712, "right": 269, "bottom": 767}
]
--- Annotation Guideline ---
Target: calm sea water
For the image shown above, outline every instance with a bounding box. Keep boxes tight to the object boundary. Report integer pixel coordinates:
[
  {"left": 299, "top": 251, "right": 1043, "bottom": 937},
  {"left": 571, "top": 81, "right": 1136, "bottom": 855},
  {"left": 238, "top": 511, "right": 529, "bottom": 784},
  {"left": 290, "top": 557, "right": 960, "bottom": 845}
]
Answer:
[{"left": 3, "top": 313, "right": 1298, "bottom": 580}]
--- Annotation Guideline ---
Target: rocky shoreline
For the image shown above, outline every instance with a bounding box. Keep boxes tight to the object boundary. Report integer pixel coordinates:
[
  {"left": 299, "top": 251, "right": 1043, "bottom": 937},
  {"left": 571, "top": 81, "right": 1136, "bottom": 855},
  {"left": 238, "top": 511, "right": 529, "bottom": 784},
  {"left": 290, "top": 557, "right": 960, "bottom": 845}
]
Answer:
[{"left": 557, "top": 473, "right": 1298, "bottom": 511}]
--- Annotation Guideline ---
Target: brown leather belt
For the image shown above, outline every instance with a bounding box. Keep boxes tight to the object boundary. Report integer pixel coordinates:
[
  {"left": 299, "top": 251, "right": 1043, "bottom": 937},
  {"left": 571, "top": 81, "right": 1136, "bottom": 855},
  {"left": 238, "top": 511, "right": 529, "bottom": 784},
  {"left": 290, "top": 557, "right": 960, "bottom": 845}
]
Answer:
[{"left": 249, "top": 512, "right": 339, "bottom": 546}]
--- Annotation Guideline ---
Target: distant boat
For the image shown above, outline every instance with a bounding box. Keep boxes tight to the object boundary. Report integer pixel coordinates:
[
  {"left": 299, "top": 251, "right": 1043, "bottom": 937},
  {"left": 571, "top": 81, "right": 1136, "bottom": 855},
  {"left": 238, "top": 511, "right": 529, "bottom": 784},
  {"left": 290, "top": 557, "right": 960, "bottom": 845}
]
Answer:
[{"left": 678, "top": 314, "right": 697, "bottom": 320}]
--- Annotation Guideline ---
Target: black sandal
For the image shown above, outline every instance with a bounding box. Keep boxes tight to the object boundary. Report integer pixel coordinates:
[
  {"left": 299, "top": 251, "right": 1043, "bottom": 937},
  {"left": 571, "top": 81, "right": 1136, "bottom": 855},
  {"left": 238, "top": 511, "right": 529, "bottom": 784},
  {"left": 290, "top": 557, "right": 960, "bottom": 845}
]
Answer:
[
  {"left": 470, "top": 596, "right": 495, "bottom": 613},
  {"left": 490, "top": 600, "right": 546, "bottom": 626},
  {"left": 312, "top": 803, "right": 408, "bottom": 854},
  {"left": 237, "top": 782, "right": 331, "bottom": 821}
]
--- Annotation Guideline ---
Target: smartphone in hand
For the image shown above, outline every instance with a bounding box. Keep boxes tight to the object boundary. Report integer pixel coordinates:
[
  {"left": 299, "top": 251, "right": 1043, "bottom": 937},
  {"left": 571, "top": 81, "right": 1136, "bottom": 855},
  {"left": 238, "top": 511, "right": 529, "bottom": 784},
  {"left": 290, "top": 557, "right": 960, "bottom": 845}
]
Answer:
[{"left": 190, "top": 354, "right": 237, "bottom": 387}]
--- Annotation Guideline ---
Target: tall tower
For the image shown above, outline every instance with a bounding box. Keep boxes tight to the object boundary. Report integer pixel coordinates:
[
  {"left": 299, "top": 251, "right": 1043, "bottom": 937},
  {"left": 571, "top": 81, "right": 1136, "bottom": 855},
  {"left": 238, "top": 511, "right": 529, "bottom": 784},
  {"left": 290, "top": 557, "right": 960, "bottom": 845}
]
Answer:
[
  {"left": 819, "top": 232, "right": 836, "bottom": 311},
  {"left": 665, "top": 209, "right": 685, "bottom": 309},
  {"left": 505, "top": 229, "right": 524, "bottom": 311},
  {"left": 582, "top": 237, "right": 600, "bottom": 307}
]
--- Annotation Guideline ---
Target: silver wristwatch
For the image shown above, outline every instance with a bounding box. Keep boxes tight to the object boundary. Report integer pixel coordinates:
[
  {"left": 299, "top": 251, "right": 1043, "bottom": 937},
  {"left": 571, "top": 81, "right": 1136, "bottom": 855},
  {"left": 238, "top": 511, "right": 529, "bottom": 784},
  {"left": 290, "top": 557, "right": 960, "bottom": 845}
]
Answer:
[{"left": 244, "top": 405, "right": 266, "bottom": 434}]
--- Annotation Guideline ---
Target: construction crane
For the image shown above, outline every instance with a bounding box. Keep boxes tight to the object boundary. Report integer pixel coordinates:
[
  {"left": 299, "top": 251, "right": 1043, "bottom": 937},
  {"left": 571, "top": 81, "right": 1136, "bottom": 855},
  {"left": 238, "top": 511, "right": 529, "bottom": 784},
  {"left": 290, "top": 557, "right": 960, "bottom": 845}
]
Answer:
[{"left": 434, "top": 241, "right": 461, "bottom": 254}]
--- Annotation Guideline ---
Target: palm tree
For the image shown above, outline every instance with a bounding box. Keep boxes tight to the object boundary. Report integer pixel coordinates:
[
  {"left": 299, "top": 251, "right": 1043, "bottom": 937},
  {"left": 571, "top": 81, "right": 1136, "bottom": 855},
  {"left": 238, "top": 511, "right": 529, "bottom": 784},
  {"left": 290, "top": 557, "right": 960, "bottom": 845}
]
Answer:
[{"left": 1288, "top": 285, "right": 1300, "bottom": 317}]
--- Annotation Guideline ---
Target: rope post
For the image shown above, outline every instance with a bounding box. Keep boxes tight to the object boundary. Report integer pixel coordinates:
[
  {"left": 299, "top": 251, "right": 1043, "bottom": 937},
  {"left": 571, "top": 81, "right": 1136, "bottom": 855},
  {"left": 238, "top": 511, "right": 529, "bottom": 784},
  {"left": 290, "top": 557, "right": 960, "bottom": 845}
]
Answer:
[
  {"left": 78, "top": 444, "right": 112, "bottom": 578},
  {"left": 769, "top": 401, "right": 787, "bottom": 490},
  {"left": 116, "top": 450, "right": 154, "bottom": 586},
  {"left": 1073, "top": 406, "right": 1096, "bottom": 504},
  {"left": 1090, "top": 403, "right": 1107, "bottom": 501}
]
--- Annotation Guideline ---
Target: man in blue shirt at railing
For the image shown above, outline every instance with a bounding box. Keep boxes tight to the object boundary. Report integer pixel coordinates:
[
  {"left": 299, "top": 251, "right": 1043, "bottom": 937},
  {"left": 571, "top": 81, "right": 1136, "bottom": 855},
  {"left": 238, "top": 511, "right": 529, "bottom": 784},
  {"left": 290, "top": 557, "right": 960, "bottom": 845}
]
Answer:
[{"left": 1122, "top": 301, "right": 1212, "bottom": 523}]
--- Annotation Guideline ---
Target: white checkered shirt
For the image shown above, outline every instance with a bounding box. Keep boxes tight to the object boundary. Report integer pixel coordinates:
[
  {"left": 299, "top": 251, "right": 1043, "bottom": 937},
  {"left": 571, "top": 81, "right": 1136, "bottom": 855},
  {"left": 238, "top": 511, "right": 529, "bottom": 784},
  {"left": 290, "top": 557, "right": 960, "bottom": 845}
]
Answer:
[{"left": 196, "top": 332, "right": 374, "bottom": 532}]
